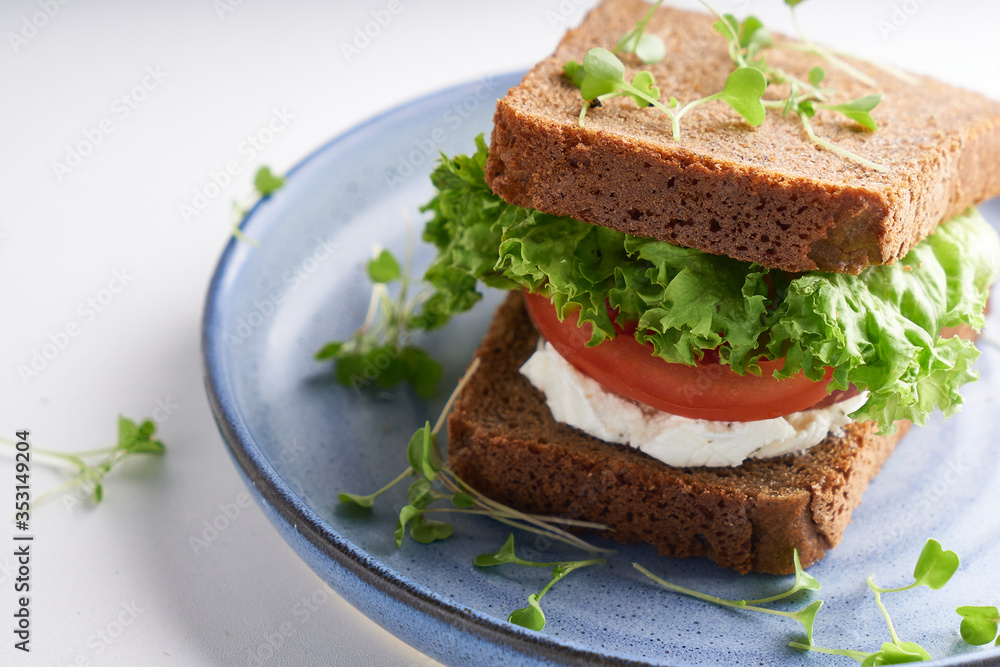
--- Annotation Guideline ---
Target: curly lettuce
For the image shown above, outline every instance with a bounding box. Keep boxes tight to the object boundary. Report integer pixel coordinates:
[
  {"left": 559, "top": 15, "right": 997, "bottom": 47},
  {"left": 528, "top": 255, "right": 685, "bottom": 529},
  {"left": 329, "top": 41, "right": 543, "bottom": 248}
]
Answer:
[{"left": 415, "top": 137, "right": 1000, "bottom": 432}]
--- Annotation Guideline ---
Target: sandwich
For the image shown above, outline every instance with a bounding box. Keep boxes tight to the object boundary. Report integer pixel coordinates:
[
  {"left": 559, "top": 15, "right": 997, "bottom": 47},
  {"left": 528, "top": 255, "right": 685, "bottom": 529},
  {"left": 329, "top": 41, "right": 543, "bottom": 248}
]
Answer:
[{"left": 411, "top": 0, "right": 1000, "bottom": 574}]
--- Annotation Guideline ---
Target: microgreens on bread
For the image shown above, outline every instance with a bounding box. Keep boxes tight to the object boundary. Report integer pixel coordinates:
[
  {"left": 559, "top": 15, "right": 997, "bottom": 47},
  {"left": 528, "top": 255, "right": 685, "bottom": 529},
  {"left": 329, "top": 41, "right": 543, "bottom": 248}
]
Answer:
[
  {"left": 708, "top": 9, "right": 889, "bottom": 172},
  {"left": 337, "top": 358, "right": 613, "bottom": 554},
  {"left": 476, "top": 534, "right": 605, "bottom": 631},
  {"left": 779, "top": 0, "right": 918, "bottom": 87},
  {"left": 568, "top": 0, "right": 890, "bottom": 171},
  {"left": 2, "top": 416, "right": 166, "bottom": 509},
  {"left": 702, "top": 2, "right": 889, "bottom": 172},
  {"left": 315, "top": 245, "right": 443, "bottom": 399},
  {"left": 612, "top": 0, "right": 666, "bottom": 64},
  {"left": 564, "top": 48, "right": 767, "bottom": 141}
]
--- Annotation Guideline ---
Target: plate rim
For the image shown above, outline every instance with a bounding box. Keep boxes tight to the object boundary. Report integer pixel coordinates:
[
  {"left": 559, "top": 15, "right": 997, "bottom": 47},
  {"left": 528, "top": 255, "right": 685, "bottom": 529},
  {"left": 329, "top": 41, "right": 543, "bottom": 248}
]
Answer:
[
  {"left": 200, "top": 71, "right": 670, "bottom": 667},
  {"left": 200, "top": 72, "right": 1000, "bottom": 667}
]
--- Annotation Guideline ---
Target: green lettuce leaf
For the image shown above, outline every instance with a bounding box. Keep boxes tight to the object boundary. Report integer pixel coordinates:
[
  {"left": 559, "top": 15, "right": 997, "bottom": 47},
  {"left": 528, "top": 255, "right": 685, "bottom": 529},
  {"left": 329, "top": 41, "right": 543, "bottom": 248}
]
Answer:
[{"left": 414, "top": 137, "right": 1000, "bottom": 432}]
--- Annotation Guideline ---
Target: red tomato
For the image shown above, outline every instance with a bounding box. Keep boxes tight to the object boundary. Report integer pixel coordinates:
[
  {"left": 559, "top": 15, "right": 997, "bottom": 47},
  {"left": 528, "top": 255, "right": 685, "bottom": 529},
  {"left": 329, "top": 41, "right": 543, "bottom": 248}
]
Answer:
[{"left": 522, "top": 290, "right": 835, "bottom": 422}]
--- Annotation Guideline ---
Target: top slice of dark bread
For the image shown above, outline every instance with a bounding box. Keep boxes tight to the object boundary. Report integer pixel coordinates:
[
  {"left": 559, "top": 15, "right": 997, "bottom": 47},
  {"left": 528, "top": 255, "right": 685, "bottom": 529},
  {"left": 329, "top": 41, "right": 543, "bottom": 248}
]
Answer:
[{"left": 485, "top": 0, "right": 1000, "bottom": 273}]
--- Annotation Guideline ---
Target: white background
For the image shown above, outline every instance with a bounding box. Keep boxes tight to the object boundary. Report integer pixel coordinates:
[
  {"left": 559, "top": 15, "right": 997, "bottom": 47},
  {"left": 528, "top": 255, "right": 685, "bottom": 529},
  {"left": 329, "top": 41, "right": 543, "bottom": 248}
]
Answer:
[{"left": 1, "top": 0, "right": 998, "bottom": 665}]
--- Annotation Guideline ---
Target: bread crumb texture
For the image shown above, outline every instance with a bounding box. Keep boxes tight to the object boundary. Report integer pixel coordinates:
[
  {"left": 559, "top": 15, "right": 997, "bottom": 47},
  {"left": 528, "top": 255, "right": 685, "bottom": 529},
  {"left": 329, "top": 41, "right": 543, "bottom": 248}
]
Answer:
[
  {"left": 484, "top": 0, "right": 1000, "bottom": 273},
  {"left": 448, "top": 293, "right": 910, "bottom": 574}
]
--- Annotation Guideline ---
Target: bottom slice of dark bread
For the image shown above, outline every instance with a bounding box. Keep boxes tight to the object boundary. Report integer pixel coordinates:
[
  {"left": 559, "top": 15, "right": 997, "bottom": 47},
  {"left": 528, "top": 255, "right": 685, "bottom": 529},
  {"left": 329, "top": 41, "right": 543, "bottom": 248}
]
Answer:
[{"left": 447, "top": 292, "right": 910, "bottom": 575}]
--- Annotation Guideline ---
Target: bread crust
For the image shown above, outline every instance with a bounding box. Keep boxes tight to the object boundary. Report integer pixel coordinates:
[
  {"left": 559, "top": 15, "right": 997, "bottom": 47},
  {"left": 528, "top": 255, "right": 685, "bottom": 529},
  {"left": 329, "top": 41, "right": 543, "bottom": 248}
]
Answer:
[
  {"left": 484, "top": 0, "right": 1000, "bottom": 274},
  {"left": 447, "top": 293, "right": 910, "bottom": 574}
]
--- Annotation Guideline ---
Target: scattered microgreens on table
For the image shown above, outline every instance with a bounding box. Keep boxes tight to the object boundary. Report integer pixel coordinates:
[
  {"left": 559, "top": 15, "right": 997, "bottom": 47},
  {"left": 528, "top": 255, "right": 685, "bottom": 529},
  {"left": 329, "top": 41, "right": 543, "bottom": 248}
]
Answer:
[
  {"left": 475, "top": 534, "right": 604, "bottom": 631},
  {"left": 229, "top": 165, "right": 286, "bottom": 246},
  {"left": 563, "top": 0, "right": 889, "bottom": 170},
  {"left": 314, "top": 244, "right": 442, "bottom": 398},
  {"left": 1, "top": 416, "right": 166, "bottom": 509},
  {"left": 337, "top": 357, "right": 612, "bottom": 555}
]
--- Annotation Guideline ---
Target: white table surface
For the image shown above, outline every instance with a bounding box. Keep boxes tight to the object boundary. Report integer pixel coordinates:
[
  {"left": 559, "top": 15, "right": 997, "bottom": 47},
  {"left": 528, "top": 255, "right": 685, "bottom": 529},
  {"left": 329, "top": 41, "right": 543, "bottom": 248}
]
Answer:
[{"left": 2, "top": 1, "right": 997, "bottom": 665}]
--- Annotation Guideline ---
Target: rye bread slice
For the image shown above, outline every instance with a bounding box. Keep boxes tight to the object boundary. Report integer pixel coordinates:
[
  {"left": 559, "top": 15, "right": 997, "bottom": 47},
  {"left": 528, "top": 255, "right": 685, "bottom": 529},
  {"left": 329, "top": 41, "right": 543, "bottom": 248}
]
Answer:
[
  {"left": 484, "top": 0, "right": 1000, "bottom": 274},
  {"left": 447, "top": 292, "right": 909, "bottom": 575}
]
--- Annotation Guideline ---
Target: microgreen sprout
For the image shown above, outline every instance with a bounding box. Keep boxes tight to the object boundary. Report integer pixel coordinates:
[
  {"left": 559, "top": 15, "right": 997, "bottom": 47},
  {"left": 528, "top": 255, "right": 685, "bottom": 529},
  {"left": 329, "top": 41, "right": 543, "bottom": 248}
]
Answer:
[
  {"left": 867, "top": 539, "right": 960, "bottom": 593},
  {"left": 2, "top": 416, "right": 166, "bottom": 509},
  {"left": 767, "top": 0, "right": 918, "bottom": 88},
  {"left": 633, "top": 557, "right": 823, "bottom": 644},
  {"left": 475, "top": 534, "right": 605, "bottom": 631},
  {"left": 228, "top": 165, "right": 286, "bottom": 246},
  {"left": 956, "top": 606, "right": 1000, "bottom": 646},
  {"left": 315, "top": 242, "right": 443, "bottom": 399},
  {"left": 781, "top": 0, "right": 877, "bottom": 87},
  {"left": 790, "top": 539, "right": 957, "bottom": 663},
  {"left": 564, "top": 48, "right": 766, "bottom": 140},
  {"left": 337, "top": 358, "right": 613, "bottom": 553},
  {"left": 613, "top": 0, "right": 666, "bottom": 64},
  {"left": 566, "top": 0, "right": 889, "bottom": 171},
  {"left": 253, "top": 165, "right": 285, "bottom": 197}
]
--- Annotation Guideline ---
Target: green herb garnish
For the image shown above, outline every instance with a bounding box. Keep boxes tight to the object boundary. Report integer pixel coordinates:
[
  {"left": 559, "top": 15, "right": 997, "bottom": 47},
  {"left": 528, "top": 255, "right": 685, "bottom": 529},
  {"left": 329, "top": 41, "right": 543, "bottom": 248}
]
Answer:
[
  {"left": 867, "top": 539, "right": 960, "bottom": 594},
  {"left": 613, "top": 0, "right": 666, "bottom": 64},
  {"left": 229, "top": 165, "right": 287, "bottom": 246},
  {"left": 476, "top": 534, "right": 604, "bottom": 631},
  {"left": 956, "top": 606, "right": 1000, "bottom": 646},
  {"left": 338, "top": 358, "right": 612, "bottom": 553},
  {"left": 2, "top": 416, "right": 166, "bottom": 508},
  {"left": 253, "top": 165, "right": 284, "bottom": 197},
  {"left": 634, "top": 552, "right": 823, "bottom": 644},
  {"left": 790, "top": 539, "right": 957, "bottom": 663},
  {"left": 564, "top": 48, "right": 766, "bottom": 140},
  {"left": 315, "top": 245, "right": 442, "bottom": 399},
  {"left": 564, "top": 0, "right": 891, "bottom": 170}
]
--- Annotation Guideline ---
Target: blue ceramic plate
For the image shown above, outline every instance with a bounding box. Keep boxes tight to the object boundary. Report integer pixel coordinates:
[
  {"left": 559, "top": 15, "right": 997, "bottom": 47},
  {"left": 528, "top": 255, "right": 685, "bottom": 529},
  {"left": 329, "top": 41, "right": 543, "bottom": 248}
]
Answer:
[{"left": 202, "top": 73, "right": 1000, "bottom": 666}]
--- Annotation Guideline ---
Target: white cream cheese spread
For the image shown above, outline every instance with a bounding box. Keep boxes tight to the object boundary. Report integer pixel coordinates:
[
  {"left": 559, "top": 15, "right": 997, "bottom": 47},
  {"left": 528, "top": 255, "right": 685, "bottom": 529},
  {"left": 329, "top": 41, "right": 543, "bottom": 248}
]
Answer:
[{"left": 519, "top": 340, "right": 867, "bottom": 468}]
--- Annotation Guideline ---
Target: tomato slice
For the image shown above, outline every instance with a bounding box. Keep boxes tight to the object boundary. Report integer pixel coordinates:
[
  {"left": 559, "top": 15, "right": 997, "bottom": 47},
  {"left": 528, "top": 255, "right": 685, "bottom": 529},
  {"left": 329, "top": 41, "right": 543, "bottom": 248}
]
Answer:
[{"left": 522, "top": 290, "right": 834, "bottom": 422}]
